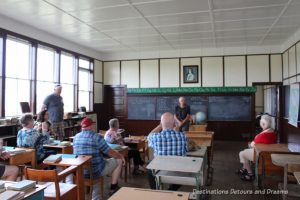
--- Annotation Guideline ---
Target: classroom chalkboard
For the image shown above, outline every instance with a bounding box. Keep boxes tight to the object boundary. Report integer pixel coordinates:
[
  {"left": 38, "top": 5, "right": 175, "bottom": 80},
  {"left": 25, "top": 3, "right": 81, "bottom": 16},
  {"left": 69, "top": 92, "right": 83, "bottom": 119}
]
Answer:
[
  {"left": 208, "top": 96, "right": 251, "bottom": 121},
  {"left": 128, "top": 96, "right": 156, "bottom": 120},
  {"left": 155, "top": 96, "right": 208, "bottom": 119},
  {"left": 128, "top": 94, "right": 252, "bottom": 121}
]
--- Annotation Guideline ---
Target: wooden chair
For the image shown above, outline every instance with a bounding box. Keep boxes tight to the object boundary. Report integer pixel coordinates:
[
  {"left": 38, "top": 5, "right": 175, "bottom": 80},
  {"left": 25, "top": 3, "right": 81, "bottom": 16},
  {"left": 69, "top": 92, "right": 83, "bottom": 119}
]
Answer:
[
  {"left": 84, "top": 163, "right": 104, "bottom": 200},
  {"left": 24, "top": 166, "right": 78, "bottom": 200}
]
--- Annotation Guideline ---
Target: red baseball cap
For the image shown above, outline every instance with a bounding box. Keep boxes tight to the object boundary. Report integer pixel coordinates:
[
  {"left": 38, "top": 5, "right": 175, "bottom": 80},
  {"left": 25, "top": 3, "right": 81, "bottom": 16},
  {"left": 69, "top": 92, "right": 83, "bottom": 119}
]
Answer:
[{"left": 81, "top": 118, "right": 95, "bottom": 128}]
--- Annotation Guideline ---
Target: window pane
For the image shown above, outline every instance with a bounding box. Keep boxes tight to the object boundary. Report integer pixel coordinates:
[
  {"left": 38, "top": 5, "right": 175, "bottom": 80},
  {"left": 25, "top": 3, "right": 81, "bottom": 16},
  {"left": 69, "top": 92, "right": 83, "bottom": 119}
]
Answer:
[
  {"left": 78, "top": 91, "right": 89, "bottom": 111},
  {"left": 79, "top": 70, "right": 89, "bottom": 90},
  {"left": 36, "top": 82, "right": 55, "bottom": 112},
  {"left": 37, "top": 46, "right": 55, "bottom": 82},
  {"left": 79, "top": 58, "right": 90, "bottom": 69},
  {"left": 61, "top": 83, "right": 74, "bottom": 112},
  {"left": 5, "top": 78, "right": 30, "bottom": 116},
  {"left": 6, "top": 38, "right": 30, "bottom": 79},
  {"left": 61, "top": 53, "right": 75, "bottom": 84}
]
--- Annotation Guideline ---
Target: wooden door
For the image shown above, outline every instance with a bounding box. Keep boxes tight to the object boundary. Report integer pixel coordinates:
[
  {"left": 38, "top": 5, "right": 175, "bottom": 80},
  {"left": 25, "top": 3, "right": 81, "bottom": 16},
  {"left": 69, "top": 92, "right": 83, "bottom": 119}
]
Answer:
[{"left": 104, "top": 85, "right": 127, "bottom": 129}]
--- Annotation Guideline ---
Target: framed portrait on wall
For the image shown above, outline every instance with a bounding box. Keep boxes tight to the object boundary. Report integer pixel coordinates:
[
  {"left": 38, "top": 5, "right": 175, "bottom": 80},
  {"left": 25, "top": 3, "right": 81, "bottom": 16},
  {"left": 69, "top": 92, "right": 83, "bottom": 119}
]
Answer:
[{"left": 183, "top": 65, "right": 198, "bottom": 83}]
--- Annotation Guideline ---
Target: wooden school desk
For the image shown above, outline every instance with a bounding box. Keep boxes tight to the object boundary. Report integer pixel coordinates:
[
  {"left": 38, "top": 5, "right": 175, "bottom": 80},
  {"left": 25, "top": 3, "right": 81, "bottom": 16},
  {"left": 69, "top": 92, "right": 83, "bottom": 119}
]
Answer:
[
  {"left": 294, "top": 172, "right": 300, "bottom": 184},
  {"left": 4, "top": 148, "right": 37, "bottom": 168},
  {"left": 4, "top": 181, "right": 46, "bottom": 200},
  {"left": 186, "top": 147, "right": 209, "bottom": 186},
  {"left": 271, "top": 154, "right": 300, "bottom": 200},
  {"left": 253, "top": 143, "right": 290, "bottom": 187},
  {"left": 147, "top": 156, "right": 204, "bottom": 190},
  {"left": 43, "top": 144, "right": 73, "bottom": 154},
  {"left": 43, "top": 155, "right": 92, "bottom": 200},
  {"left": 124, "top": 137, "right": 146, "bottom": 153},
  {"left": 186, "top": 134, "right": 213, "bottom": 169},
  {"left": 108, "top": 187, "right": 190, "bottom": 200}
]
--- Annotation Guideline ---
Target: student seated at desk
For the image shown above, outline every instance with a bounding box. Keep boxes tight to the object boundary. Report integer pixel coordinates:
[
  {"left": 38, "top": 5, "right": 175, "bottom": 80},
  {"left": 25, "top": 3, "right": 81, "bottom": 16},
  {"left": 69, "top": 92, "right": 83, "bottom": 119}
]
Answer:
[
  {"left": 0, "top": 149, "right": 18, "bottom": 181},
  {"left": 105, "top": 118, "right": 146, "bottom": 175},
  {"left": 35, "top": 110, "right": 52, "bottom": 140},
  {"left": 73, "top": 117, "right": 125, "bottom": 196},
  {"left": 147, "top": 112, "right": 188, "bottom": 190},
  {"left": 237, "top": 115, "right": 276, "bottom": 181},
  {"left": 17, "top": 113, "right": 49, "bottom": 163}
]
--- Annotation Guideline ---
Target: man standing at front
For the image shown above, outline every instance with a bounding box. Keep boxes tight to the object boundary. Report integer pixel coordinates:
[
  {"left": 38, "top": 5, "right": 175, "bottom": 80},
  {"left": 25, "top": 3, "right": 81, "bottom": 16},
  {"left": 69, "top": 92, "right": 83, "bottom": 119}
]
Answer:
[
  {"left": 42, "top": 84, "right": 64, "bottom": 140},
  {"left": 175, "top": 96, "right": 191, "bottom": 132}
]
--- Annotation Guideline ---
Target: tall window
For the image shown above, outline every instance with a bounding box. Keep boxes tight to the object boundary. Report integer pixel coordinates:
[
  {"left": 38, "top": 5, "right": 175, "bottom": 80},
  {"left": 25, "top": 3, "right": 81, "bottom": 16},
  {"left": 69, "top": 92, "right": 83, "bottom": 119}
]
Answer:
[
  {"left": 36, "top": 46, "right": 56, "bottom": 112},
  {"left": 60, "top": 53, "right": 76, "bottom": 112},
  {"left": 78, "top": 58, "right": 93, "bottom": 111},
  {"left": 0, "top": 34, "right": 3, "bottom": 116},
  {"left": 5, "top": 37, "right": 31, "bottom": 116}
]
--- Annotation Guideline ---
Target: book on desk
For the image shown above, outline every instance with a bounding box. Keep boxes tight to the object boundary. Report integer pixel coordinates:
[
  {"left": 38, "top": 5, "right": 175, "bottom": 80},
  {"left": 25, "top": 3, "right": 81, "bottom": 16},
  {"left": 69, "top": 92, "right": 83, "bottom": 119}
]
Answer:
[
  {"left": 44, "top": 154, "right": 62, "bottom": 163},
  {"left": 7, "top": 180, "right": 36, "bottom": 191}
]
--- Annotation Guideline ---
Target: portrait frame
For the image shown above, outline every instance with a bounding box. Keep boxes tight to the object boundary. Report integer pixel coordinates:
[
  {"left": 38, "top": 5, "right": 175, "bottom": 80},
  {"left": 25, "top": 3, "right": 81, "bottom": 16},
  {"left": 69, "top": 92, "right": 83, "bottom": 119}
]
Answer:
[{"left": 183, "top": 65, "right": 199, "bottom": 83}]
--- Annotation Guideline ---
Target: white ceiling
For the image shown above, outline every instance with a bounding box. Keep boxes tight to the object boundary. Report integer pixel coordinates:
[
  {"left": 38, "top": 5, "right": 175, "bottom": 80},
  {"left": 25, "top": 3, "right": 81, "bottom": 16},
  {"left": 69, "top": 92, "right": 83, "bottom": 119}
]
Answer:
[{"left": 0, "top": 0, "right": 300, "bottom": 54}]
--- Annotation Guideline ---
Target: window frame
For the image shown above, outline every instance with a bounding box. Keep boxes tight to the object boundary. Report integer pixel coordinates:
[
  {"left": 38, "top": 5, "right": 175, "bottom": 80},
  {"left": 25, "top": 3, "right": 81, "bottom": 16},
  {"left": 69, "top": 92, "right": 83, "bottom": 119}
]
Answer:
[{"left": 0, "top": 29, "right": 95, "bottom": 117}]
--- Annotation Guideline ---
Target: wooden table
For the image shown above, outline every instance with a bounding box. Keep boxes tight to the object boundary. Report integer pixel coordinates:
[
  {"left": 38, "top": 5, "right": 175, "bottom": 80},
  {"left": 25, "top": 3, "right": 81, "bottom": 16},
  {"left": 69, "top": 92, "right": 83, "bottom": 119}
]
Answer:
[
  {"left": 43, "top": 144, "right": 73, "bottom": 154},
  {"left": 4, "top": 181, "right": 46, "bottom": 200},
  {"left": 109, "top": 187, "right": 190, "bottom": 200},
  {"left": 271, "top": 154, "right": 300, "bottom": 200},
  {"left": 147, "top": 156, "right": 203, "bottom": 190},
  {"left": 253, "top": 143, "right": 290, "bottom": 187},
  {"left": 4, "top": 148, "right": 37, "bottom": 168},
  {"left": 43, "top": 155, "right": 92, "bottom": 200},
  {"left": 124, "top": 138, "right": 146, "bottom": 152},
  {"left": 294, "top": 172, "right": 300, "bottom": 185}
]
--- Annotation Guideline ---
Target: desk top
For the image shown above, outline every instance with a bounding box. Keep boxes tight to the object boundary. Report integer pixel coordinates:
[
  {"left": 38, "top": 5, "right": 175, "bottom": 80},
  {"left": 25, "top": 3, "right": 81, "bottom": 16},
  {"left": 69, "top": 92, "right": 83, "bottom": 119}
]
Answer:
[
  {"left": 186, "top": 147, "right": 207, "bottom": 157},
  {"left": 124, "top": 138, "right": 145, "bottom": 144},
  {"left": 43, "top": 144, "right": 72, "bottom": 149},
  {"left": 294, "top": 172, "right": 300, "bottom": 184},
  {"left": 271, "top": 154, "right": 300, "bottom": 167},
  {"left": 147, "top": 156, "right": 203, "bottom": 173},
  {"left": 186, "top": 134, "right": 213, "bottom": 139},
  {"left": 108, "top": 187, "right": 190, "bottom": 200},
  {"left": 43, "top": 155, "right": 91, "bottom": 167},
  {"left": 254, "top": 144, "right": 290, "bottom": 154},
  {"left": 4, "top": 181, "right": 46, "bottom": 199}
]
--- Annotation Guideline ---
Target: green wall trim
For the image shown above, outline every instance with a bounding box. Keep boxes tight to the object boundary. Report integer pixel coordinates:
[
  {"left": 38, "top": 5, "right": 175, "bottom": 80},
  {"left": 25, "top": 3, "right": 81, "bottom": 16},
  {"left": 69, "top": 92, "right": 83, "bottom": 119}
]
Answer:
[{"left": 127, "top": 87, "right": 257, "bottom": 94}]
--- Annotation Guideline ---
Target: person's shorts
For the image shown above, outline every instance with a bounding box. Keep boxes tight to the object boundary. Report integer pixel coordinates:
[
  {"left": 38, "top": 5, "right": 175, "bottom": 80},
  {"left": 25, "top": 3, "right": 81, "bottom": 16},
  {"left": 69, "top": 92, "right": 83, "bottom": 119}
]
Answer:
[
  {"left": 51, "top": 122, "right": 64, "bottom": 137},
  {"left": 0, "top": 165, "right": 5, "bottom": 177},
  {"left": 100, "top": 158, "right": 118, "bottom": 176}
]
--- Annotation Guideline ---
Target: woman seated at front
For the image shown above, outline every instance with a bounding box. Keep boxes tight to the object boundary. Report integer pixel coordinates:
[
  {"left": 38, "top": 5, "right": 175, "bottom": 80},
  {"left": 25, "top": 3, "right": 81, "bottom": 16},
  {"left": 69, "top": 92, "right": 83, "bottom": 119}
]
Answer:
[
  {"left": 17, "top": 113, "right": 49, "bottom": 163},
  {"left": 104, "top": 118, "right": 146, "bottom": 175},
  {"left": 237, "top": 114, "right": 276, "bottom": 181}
]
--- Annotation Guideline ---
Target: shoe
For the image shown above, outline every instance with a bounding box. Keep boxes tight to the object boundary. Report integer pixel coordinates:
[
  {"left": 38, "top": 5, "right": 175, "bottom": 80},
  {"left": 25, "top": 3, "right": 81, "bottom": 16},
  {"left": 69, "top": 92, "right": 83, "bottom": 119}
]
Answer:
[
  {"left": 109, "top": 186, "right": 120, "bottom": 196},
  {"left": 240, "top": 173, "right": 254, "bottom": 181},
  {"left": 236, "top": 168, "right": 248, "bottom": 176}
]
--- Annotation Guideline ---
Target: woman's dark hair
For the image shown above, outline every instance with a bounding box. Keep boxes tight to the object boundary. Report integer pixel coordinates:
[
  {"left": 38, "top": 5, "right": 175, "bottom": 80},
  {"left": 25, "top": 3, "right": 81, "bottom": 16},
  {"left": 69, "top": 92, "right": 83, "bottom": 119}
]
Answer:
[{"left": 37, "top": 110, "right": 48, "bottom": 122}]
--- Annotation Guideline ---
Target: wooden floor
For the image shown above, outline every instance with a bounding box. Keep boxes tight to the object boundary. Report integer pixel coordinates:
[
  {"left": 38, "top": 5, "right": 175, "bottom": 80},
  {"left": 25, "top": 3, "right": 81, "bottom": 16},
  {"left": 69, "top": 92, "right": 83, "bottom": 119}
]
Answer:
[{"left": 96, "top": 141, "right": 296, "bottom": 200}]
